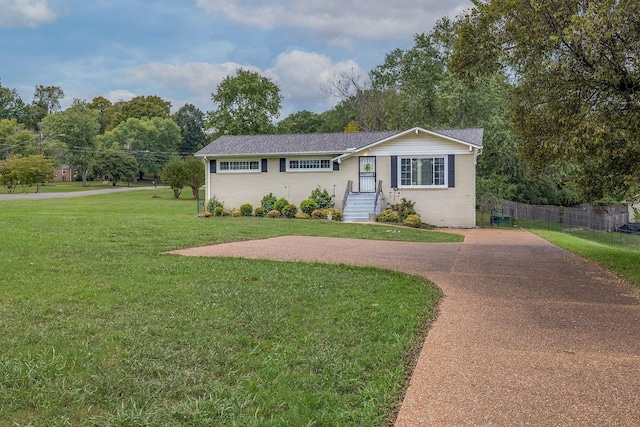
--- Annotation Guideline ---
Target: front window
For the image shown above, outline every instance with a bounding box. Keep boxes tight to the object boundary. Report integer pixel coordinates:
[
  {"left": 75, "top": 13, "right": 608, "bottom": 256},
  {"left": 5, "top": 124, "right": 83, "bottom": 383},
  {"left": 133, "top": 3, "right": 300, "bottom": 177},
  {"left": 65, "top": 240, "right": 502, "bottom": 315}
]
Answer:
[
  {"left": 400, "top": 157, "right": 446, "bottom": 186},
  {"left": 288, "top": 159, "right": 332, "bottom": 171},
  {"left": 219, "top": 160, "right": 260, "bottom": 172}
]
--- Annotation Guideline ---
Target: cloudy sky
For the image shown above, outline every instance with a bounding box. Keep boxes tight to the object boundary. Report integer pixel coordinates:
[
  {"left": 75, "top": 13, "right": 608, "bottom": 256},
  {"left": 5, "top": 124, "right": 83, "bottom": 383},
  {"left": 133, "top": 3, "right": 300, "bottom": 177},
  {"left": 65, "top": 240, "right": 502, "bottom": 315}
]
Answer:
[{"left": 0, "top": 0, "right": 473, "bottom": 117}]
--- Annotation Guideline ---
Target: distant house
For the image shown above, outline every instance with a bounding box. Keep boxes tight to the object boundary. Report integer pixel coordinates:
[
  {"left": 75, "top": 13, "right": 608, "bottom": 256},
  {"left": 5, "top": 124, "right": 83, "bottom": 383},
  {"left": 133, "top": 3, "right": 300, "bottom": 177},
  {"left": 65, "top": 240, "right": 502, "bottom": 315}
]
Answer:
[
  {"left": 52, "top": 165, "right": 74, "bottom": 182},
  {"left": 194, "top": 127, "right": 483, "bottom": 227}
]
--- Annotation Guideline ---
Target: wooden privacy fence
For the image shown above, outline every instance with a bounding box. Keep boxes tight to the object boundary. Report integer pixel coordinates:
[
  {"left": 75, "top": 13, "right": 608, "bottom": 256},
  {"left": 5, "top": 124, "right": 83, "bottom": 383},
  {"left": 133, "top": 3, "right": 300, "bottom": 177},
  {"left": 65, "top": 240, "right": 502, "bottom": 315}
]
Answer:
[{"left": 483, "top": 200, "right": 628, "bottom": 232}]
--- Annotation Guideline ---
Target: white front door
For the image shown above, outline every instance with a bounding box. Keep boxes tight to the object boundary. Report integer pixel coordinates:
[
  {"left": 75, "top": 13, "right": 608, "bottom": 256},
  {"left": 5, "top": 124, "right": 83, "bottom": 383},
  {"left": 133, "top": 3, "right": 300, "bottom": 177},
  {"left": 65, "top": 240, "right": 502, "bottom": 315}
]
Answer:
[{"left": 359, "top": 156, "right": 376, "bottom": 192}]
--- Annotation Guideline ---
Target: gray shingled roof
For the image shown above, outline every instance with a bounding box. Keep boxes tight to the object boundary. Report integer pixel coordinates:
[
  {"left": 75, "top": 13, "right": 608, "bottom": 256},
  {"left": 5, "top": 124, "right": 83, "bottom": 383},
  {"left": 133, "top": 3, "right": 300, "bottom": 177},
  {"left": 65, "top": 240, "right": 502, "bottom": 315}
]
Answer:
[{"left": 194, "top": 127, "right": 483, "bottom": 157}]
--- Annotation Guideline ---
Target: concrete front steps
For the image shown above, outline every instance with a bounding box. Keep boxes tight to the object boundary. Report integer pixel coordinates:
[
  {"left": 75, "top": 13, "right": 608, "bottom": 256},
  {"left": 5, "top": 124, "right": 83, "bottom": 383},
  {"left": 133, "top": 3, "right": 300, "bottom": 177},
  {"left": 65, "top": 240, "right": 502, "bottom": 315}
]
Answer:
[{"left": 342, "top": 192, "right": 379, "bottom": 222}]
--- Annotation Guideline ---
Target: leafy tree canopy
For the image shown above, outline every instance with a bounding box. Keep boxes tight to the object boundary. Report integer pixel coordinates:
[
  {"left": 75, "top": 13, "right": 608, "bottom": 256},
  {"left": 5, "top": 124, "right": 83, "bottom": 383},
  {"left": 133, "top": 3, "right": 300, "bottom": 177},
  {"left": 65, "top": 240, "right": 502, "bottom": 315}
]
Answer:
[
  {"left": 207, "top": 68, "right": 282, "bottom": 138},
  {"left": 92, "top": 149, "right": 138, "bottom": 186},
  {"left": 452, "top": 0, "right": 640, "bottom": 201},
  {"left": 0, "top": 80, "right": 29, "bottom": 124},
  {"left": 108, "top": 95, "right": 171, "bottom": 131},
  {"left": 276, "top": 110, "right": 323, "bottom": 134},
  {"left": 39, "top": 100, "right": 100, "bottom": 186},
  {"left": 174, "top": 103, "right": 207, "bottom": 155}
]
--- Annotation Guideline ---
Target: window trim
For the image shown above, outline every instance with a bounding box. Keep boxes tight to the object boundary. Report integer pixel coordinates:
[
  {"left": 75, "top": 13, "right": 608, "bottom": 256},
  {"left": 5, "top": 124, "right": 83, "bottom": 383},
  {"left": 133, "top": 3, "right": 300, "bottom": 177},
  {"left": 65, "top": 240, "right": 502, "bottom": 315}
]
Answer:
[
  {"left": 286, "top": 158, "right": 333, "bottom": 172},
  {"left": 398, "top": 156, "right": 448, "bottom": 188},
  {"left": 217, "top": 159, "right": 261, "bottom": 173}
]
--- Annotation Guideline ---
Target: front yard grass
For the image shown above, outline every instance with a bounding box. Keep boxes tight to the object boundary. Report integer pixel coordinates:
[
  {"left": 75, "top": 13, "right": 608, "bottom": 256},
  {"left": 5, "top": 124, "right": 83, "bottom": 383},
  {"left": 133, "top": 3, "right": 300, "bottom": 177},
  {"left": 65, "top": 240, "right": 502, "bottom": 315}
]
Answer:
[{"left": 0, "top": 189, "right": 450, "bottom": 426}]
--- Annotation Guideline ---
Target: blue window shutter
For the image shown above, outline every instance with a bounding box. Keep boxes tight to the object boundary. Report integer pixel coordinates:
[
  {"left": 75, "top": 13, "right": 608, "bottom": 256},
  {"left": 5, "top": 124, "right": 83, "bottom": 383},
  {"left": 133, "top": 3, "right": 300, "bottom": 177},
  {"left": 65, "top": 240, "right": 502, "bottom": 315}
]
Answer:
[
  {"left": 280, "top": 158, "right": 286, "bottom": 172},
  {"left": 448, "top": 155, "right": 455, "bottom": 187},
  {"left": 261, "top": 158, "right": 268, "bottom": 172},
  {"left": 391, "top": 156, "right": 398, "bottom": 188},
  {"left": 210, "top": 160, "right": 216, "bottom": 173},
  {"left": 333, "top": 161, "right": 340, "bottom": 171}
]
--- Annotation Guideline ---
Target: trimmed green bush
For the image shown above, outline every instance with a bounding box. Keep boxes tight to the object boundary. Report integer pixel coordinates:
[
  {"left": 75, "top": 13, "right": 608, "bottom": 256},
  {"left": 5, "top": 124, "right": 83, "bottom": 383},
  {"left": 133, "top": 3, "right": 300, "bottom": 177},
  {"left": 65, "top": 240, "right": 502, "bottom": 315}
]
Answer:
[
  {"left": 300, "top": 198, "right": 318, "bottom": 216},
  {"left": 240, "top": 203, "right": 253, "bottom": 216},
  {"left": 282, "top": 203, "right": 298, "bottom": 218},
  {"left": 311, "top": 209, "right": 326, "bottom": 220},
  {"left": 378, "top": 209, "right": 401, "bottom": 223},
  {"left": 207, "top": 196, "right": 223, "bottom": 212},
  {"left": 254, "top": 206, "right": 265, "bottom": 217},
  {"left": 267, "top": 209, "right": 281, "bottom": 218},
  {"left": 403, "top": 214, "right": 422, "bottom": 228},
  {"left": 261, "top": 193, "right": 278, "bottom": 212},
  {"left": 213, "top": 206, "right": 224, "bottom": 217},
  {"left": 325, "top": 208, "right": 342, "bottom": 221},
  {"left": 310, "top": 187, "right": 334, "bottom": 209},
  {"left": 274, "top": 197, "right": 289, "bottom": 213}
]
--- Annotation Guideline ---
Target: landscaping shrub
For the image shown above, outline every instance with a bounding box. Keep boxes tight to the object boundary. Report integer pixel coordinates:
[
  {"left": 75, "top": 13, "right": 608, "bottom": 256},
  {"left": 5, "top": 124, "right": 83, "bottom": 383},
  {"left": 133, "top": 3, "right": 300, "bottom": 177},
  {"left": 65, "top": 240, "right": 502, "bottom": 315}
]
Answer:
[
  {"left": 403, "top": 214, "right": 422, "bottom": 228},
  {"left": 240, "top": 203, "right": 253, "bottom": 216},
  {"left": 392, "top": 198, "right": 416, "bottom": 220},
  {"left": 203, "top": 211, "right": 212, "bottom": 217},
  {"left": 282, "top": 203, "right": 298, "bottom": 218},
  {"left": 310, "top": 187, "right": 334, "bottom": 209},
  {"left": 254, "top": 207, "right": 265, "bottom": 217},
  {"left": 325, "top": 208, "right": 342, "bottom": 221},
  {"left": 261, "top": 193, "right": 278, "bottom": 212},
  {"left": 300, "top": 198, "right": 318, "bottom": 216},
  {"left": 267, "top": 209, "right": 281, "bottom": 218},
  {"left": 294, "top": 212, "right": 310, "bottom": 220},
  {"left": 311, "top": 209, "right": 326, "bottom": 219},
  {"left": 378, "top": 209, "right": 401, "bottom": 223},
  {"left": 213, "top": 206, "right": 224, "bottom": 217},
  {"left": 273, "top": 197, "right": 289, "bottom": 214},
  {"left": 207, "top": 196, "right": 223, "bottom": 212},
  {"left": 232, "top": 209, "right": 241, "bottom": 217}
]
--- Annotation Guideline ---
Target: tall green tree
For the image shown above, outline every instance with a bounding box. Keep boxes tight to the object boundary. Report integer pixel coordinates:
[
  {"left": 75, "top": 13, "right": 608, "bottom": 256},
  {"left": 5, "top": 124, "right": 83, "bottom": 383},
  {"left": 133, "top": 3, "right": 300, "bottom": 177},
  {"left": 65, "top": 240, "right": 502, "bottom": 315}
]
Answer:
[
  {"left": 39, "top": 100, "right": 100, "bottom": 186},
  {"left": 92, "top": 149, "right": 138, "bottom": 186},
  {"left": 88, "top": 96, "right": 114, "bottom": 134},
  {"left": 161, "top": 157, "right": 188, "bottom": 199},
  {"left": 276, "top": 110, "right": 323, "bottom": 134},
  {"left": 0, "top": 81, "right": 29, "bottom": 124},
  {"left": 183, "top": 156, "right": 205, "bottom": 198},
  {"left": 107, "top": 95, "right": 171, "bottom": 131},
  {"left": 174, "top": 103, "right": 207, "bottom": 155},
  {"left": 100, "top": 117, "right": 181, "bottom": 178},
  {"left": 29, "top": 85, "right": 65, "bottom": 130},
  {"left": 452, "top": 0, "right": 640, "bottom": 201},
  {"left": 207, "top": 69, "right": 282, "bottom": 138}
]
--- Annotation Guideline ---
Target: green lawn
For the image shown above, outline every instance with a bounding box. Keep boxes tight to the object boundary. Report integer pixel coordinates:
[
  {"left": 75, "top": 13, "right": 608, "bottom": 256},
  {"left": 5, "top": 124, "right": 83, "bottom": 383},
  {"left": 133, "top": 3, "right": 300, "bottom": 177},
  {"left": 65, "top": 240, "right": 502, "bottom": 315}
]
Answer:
[
  {"left": 0, "top": 180, "right": 153, "bottom": 194},
  {"left": 0, "top": 189, "right": 454, "bottom": 426}
]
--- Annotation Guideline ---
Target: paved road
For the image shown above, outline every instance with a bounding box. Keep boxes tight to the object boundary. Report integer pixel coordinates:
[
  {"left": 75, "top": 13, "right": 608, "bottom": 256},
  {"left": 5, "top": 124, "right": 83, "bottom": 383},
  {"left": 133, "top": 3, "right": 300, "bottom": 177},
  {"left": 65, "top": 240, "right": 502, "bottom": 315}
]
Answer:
[
  {"left": 170, "top": 229, "right": 640, "bottom": 426},
  {"left": 0, "top": 186, "right": 164, "bottom": 200}
]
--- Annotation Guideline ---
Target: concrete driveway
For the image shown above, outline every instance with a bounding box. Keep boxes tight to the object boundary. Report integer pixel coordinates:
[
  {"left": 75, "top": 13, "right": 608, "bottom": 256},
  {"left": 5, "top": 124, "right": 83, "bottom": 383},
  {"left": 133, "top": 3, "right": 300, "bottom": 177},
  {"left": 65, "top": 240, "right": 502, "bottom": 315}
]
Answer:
[{"left": 170, "top": 228, "right": 640, "bottom": 426}]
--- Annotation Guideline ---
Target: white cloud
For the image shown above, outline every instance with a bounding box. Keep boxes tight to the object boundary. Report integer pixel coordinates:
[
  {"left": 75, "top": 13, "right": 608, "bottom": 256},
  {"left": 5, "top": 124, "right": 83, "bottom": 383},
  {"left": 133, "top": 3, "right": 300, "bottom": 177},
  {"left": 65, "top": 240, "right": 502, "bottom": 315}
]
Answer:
[
  {"left": 0, "top": 0, "right": 57, "bottom": 28},
  {"left": 104, "top": 89, "right": 137, "bottom": 104},
  {"left": 125, "top": 62, "right": 261, "bottom": 106},
  {"left": 266, "top": 50, "right": 362, "bottom": 110},
  {"left": 124, "top": 51, "right": 364, "bottom": 114},
  {"left": 195, "top": 0, "right": 473, "bottom": 46}
]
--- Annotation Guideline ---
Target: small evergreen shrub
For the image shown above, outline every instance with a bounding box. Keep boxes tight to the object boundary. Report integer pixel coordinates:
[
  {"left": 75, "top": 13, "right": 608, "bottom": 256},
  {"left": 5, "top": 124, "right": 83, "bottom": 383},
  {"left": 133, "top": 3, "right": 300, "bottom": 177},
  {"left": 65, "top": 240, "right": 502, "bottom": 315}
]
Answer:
[
  {"left": 282, "top": 203, "right": 298, "bottom": 218},
  {"left": 311, "top": 209, "right": 326, "bottom": 219},
  {"left": 254, "top": 207, "right": 265, "bottom": 217},
  {"left": 403, "top": 214, "right": 422, "bottom": 228},
  {"left": 207, "top": 196, "right": 223, "bottom": 212},
  {"left": 378, "top": 209, "right": 401, "bottom": 223},
  {"left": 261, "top": 193, "right": 278, "bottom": 212},
  {"left": 240, "top": 203, "right": 253, "bottom": 216},
  {"left": 325, "top": 208, "right": 342, "bottom": 221},
  {"left": 273, "top": 197, "right": 289, "bottom": 213},
  {"left": 213, "top": 206, "right": 224, "bottom": 217},
  {"left": 310, "top": 187, "right": 334, "bottom": 209},
  {"left": 267, "top": 209, "right": 281, "bottom": 218},
  {"left": 294, "top": 212, "right": 310, "bottom": 220},
  {"left": 300, "top": 198, "right": 318, "bottom": 216}
]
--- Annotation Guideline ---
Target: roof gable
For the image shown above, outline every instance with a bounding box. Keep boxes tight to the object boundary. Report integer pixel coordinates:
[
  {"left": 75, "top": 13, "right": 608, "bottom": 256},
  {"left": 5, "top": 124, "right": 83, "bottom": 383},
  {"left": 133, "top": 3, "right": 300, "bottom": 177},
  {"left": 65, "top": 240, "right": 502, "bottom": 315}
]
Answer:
[{"left": 194, "top": 127, "right": 483, "bottom": 157}]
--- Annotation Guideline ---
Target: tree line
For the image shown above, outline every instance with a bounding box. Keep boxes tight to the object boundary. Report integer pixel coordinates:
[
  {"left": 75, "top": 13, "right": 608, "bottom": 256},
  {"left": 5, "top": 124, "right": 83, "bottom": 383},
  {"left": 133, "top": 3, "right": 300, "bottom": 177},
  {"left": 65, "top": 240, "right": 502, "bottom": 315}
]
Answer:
[{"left": 2, "top": 0, "right": 637, "bottom": 204}]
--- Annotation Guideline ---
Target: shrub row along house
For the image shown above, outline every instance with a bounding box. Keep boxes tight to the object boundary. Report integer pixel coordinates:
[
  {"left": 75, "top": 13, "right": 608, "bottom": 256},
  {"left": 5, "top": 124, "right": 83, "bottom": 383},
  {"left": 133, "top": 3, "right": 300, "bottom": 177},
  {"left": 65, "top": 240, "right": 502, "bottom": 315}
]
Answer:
[{"left": 195, "top": 127, "right": 483, "bottom": 227}]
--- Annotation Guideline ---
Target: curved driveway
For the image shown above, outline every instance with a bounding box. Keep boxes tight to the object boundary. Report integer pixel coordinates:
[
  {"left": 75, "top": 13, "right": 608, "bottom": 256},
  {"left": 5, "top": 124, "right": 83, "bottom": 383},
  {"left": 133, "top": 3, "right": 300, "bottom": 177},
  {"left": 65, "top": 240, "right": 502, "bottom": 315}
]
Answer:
[{"left": 170, "top": 228, "right": 640, "bottom": 426}]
